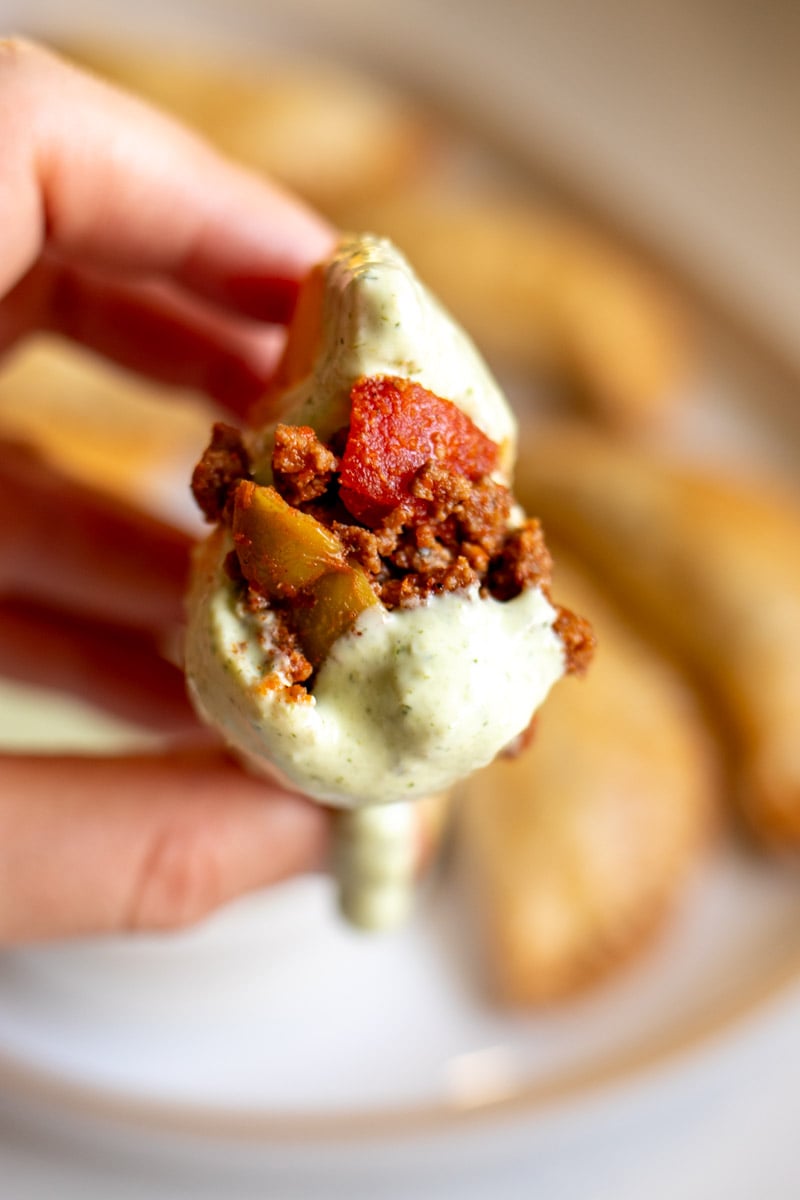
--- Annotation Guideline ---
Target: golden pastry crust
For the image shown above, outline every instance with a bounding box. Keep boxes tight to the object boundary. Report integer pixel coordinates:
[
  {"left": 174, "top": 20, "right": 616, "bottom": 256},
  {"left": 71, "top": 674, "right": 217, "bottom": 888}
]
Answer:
[
  {"left": 0, "top": 339, "right": 210, "bottom": 504},
  {"left": 459, "top": 560, "right": 717, "bottom": 1004},
  {"left": 341, "top": 193, "right": 686, "bottom": 433},
  {"left": 517, "top": 423, "right": 800, "bottom": 848},
  {"left": 63, "top": 43, "right": 434, "bottom": 211}
]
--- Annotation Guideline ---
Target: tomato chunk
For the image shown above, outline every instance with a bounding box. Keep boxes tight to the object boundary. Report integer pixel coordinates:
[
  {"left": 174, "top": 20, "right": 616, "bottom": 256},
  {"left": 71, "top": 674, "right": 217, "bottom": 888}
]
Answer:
[{"left": 339, "top": 376, "right": 499, "bottom": 525}]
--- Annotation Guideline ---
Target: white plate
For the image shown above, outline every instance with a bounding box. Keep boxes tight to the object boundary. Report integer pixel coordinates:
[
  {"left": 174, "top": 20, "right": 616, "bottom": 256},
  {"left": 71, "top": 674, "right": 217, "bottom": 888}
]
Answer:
[{"left": 2, "top": 661, "right": 800, "bottom": 1152}]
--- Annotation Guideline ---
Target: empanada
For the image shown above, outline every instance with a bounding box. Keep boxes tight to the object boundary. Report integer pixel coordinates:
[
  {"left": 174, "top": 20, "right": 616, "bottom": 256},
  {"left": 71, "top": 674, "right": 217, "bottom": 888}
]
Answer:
[
  {"left": 460, "top": 560, "right": 717, "bottom": 1003},
  {"left": 0, "top": 339, "right": 210, "bottom": 505},
  {"left": 64, "top": 43, "right": 432, "bottom": 212},
  {"left": 185, "top": 235, "right": 592, "bottom": 926},
  {"left": 517, "top": 424, "right": 800, "bottom": 847}
]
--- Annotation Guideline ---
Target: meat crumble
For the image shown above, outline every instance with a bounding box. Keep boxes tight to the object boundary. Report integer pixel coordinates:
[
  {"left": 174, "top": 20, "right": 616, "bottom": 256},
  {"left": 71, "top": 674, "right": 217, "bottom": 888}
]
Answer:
[
  {"left": 553, "top": 608, "right": 595, "bottom": 677},
  {"left": 191, "top": 414, "right": 594, "bottom": 682},
  {"left": 272, "top": 423, "right": 339, "bottom": 505},
  {"left": 191, "top": 422, "right": 250, "bottom": 524}
]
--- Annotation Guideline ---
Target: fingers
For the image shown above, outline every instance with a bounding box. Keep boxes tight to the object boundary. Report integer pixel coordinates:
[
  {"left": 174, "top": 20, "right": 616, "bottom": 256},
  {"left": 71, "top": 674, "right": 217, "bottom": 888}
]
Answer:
[
  {"left": 0, "top": 749, "right": 331, "bottom": 941},
  {"left": 0, "top": 438, "right": 191, "bottom": 631},
  {"left": 1, "top": 257, "right": 285, "bottom": 415},
  {"left": 0, "top": 38, "right": 335, "bottom": 316},
  {"left": 0, "top": 599, "right": 205, "bottom": 737}
]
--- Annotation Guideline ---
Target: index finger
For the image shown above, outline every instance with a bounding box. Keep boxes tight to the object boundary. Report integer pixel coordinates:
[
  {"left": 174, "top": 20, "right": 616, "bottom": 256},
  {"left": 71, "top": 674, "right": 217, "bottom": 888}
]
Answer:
[{"left": 0, "top": 39, "right": 335, "bottom": 320}]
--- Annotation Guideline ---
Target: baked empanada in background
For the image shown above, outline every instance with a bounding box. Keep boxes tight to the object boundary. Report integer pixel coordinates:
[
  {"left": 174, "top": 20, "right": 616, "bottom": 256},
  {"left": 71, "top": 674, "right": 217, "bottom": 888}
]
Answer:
[
  {"left": 63, "top": 43, "right": 433, "bottom": 212},
  {"left": 459, "top": 562, "right": 718, "bottom": 1004},
  {"left": 517, "top": 424, "right": 800, "bottom": 849},
  {"left": 0, "top": 339, "right": 210, "bottom": 507}
]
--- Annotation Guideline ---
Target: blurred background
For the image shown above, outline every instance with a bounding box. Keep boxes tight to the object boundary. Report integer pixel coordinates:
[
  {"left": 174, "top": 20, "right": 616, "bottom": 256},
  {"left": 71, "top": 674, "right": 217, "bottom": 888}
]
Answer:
[
  {"left": 7, "top": 0, "right": 800, "bottom": 370},
  {"left": 1, "top": 2, "right": 800, "bottom": 1198}
]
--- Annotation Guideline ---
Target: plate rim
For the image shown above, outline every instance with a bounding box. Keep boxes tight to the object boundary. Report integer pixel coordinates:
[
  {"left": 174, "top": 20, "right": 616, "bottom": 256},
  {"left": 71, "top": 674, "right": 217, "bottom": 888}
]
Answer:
[{"left": 2, "top": 945, "right": 799, "bottom": 1143}]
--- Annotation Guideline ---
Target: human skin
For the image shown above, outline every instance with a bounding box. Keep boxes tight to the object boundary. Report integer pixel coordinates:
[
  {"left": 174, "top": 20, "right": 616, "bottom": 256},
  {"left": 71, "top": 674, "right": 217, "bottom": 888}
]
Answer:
[{"left": 0, "top": 38, "right": 338, "bottom": 942}]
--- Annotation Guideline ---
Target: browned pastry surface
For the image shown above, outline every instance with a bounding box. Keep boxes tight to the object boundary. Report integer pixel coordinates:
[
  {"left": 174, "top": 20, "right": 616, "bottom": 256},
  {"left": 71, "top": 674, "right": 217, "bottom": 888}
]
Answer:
[
  {"left": 64, "top": 42, "right": 434, "bottom": 212},
  {"left": 517, "top": 423, "right": 800, "bottom": 848},
  {"left": 460, "top": 559, "right": 718, "bottom": 1004}
]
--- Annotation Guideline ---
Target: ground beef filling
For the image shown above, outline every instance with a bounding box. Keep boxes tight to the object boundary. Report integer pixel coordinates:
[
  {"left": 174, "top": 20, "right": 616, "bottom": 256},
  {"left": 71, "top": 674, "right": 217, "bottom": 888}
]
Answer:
[
  {"left": 191, "top": 420, "right": 592, "bottom": 679},
  {"left": 191, "top": 422, "right": 250, "bottom": 523},
  {"left": 272, "top": 423, "right": 338, "bottom": 505}
]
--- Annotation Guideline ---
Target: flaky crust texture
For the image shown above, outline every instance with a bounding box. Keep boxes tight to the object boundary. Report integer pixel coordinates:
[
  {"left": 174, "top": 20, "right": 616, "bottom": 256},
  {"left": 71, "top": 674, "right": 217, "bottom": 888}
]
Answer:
[
  {"left": 516, "top": 423, "right": 800, "bottom": 849},
  {"left": 459, "top": 560, "right": 718, "bottom": 1005}
]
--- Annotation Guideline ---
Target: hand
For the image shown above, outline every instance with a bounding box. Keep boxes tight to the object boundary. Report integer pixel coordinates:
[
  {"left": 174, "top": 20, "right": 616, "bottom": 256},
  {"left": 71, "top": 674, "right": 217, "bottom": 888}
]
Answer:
[{"left": 0, "top": 39, "right": 336, "bottom": 942}]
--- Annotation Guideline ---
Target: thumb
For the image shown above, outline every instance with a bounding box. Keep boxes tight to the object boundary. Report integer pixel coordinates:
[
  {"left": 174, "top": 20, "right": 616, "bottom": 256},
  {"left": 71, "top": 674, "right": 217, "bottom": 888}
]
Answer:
[{"left": 0, "top": 749, "right": 330, "bottom": 942}]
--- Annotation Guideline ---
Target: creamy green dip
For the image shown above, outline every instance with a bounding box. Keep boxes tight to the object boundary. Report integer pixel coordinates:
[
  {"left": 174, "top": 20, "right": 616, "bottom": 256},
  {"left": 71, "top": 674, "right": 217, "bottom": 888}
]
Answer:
[{"left": 186, "top": 532, "right": 564, "bottom": 807}]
